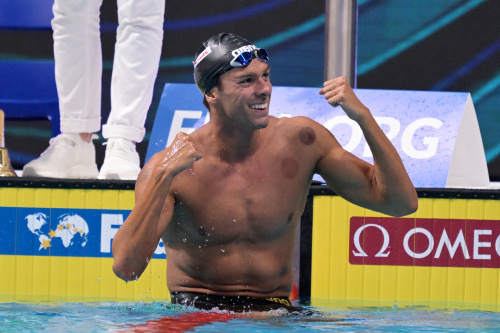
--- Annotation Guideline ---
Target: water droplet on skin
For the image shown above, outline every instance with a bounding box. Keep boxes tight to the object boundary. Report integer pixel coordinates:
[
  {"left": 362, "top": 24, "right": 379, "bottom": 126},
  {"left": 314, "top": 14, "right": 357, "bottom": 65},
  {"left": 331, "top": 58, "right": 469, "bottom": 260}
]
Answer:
[
  {"left": 221, "top": 249, "right": 225, "bottom": 253},
  {"left": 183, "top": 238, "right": 187, "bottom": 242},
  {"left": 232, "top": 219, "right": 236, "bottom": 223}
]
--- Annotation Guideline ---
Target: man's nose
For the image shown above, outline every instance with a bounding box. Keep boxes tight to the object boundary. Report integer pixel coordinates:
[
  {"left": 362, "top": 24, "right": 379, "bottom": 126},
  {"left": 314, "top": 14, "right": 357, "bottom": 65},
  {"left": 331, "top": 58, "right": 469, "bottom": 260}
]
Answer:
[{"left": 257, "top": 78, "right": 271, "bottom": 96}]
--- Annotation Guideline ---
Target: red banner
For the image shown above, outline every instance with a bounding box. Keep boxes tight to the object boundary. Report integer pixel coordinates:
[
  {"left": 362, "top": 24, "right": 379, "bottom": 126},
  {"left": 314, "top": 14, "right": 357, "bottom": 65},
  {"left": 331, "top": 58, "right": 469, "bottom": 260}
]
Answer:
[{"left": 349, "top": 217, "right": 500, "bottom": 268}]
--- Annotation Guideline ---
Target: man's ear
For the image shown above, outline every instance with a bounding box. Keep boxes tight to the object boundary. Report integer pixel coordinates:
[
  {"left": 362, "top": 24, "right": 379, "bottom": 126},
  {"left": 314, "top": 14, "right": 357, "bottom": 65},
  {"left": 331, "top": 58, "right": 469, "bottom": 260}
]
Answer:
[{"left": 205, "top": 89, "right": 217, "bottom": 105}]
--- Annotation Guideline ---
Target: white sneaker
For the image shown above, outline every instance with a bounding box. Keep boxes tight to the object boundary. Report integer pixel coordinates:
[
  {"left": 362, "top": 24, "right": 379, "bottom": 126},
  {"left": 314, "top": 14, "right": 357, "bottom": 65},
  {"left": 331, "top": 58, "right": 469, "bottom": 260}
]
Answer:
[
  {"left": 98, "top": 138, "right": 141, "bottom": 180},
  {"left": 23, "top": 133, "right": 99, "bottom": 178}
]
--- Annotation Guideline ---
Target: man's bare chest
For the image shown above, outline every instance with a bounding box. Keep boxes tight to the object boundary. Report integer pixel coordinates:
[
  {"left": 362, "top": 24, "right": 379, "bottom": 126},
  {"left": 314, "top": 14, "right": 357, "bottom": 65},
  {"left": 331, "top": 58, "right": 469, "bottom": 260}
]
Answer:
[{"left": 168, "top": 152, "right": 313, "bottom": 243}]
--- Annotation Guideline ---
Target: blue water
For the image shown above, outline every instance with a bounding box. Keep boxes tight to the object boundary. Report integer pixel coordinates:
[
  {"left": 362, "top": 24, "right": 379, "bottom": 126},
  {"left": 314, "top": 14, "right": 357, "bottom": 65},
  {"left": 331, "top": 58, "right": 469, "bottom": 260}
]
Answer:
[{"left": 1, "top": 299, "right": 499, "bottom": 332}]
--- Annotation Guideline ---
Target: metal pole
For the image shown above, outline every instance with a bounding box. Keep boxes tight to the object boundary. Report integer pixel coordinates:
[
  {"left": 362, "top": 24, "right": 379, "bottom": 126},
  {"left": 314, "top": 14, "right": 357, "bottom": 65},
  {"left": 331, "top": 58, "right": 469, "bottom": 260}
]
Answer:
[{"left": 324, "top": 0, "right": 358, "bottom": 87}]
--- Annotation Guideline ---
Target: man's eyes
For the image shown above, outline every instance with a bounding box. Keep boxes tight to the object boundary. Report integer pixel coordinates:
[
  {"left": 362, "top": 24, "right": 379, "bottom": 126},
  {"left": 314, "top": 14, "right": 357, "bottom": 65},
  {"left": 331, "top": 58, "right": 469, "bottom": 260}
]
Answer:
[
  {"left": 239, "top": 77, "right": 253, "bottom": 84},
  {"left": 238, "top": 73, "right": 270, "bottom": 84}
]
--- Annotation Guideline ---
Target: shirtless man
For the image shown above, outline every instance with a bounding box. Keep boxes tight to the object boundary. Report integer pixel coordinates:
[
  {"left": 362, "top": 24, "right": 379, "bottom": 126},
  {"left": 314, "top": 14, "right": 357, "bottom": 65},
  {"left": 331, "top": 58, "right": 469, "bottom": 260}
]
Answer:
[{"left": 112, "top": 33, "right": 418, "bottom": 312}]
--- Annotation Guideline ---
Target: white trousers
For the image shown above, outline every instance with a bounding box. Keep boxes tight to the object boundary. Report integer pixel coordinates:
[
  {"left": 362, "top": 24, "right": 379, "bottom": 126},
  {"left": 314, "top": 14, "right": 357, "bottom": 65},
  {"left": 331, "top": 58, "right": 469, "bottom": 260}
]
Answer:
[{"left": 52, "top": 0, "right": 164, "bottom": 142}]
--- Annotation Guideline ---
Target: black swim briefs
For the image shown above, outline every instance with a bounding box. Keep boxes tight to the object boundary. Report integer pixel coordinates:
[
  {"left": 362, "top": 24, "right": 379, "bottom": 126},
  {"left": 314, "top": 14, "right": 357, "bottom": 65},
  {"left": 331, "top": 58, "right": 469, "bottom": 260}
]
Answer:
[{"left": 170, "top": 292, "right": 299, "bottom": 313}]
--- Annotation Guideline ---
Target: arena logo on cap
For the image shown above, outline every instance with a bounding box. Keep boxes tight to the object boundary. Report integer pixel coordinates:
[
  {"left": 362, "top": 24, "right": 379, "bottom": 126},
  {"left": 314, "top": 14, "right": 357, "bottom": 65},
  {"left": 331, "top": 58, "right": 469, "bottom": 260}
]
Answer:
[
  {"left": 231, "top": 44, "right": 258, "bottom": 57},
  {"left": 193, "top": 46, "right": 211, "bottom": 67}
]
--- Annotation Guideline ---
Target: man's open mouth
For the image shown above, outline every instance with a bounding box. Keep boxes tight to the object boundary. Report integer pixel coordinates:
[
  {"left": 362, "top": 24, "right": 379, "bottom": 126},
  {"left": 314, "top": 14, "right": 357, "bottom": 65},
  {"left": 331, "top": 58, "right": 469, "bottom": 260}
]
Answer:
[{"left": 249, "top": 102, "right": 268, "bottom": 110}]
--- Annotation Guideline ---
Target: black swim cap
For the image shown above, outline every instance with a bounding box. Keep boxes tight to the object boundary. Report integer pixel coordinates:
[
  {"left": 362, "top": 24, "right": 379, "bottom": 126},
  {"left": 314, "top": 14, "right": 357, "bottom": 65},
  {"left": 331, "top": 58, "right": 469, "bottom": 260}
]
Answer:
[{"left": 193, "top": 33, "right": 265, "bottom": 95}]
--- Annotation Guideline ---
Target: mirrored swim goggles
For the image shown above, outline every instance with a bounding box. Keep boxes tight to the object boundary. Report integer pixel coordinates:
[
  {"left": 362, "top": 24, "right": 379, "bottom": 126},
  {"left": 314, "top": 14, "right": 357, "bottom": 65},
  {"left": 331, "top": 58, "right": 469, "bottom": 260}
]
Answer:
[{"left": 229, "top": 48, "right": 269, "bottom": 68}]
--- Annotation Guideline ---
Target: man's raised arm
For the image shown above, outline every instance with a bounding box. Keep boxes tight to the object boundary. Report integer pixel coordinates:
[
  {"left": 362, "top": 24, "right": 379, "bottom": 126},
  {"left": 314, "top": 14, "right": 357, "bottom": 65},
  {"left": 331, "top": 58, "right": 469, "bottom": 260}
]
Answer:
[
  {"left": 112, "top": 133, "right": 203, "bottom": 281},
  {"left": 316, "top": 77, "right": 418, "bottom": 217}
]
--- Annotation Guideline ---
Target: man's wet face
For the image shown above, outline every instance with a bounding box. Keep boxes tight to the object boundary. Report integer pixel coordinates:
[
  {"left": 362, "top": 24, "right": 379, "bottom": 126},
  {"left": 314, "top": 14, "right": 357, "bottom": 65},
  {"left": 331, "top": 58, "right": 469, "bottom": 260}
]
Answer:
[{"left": 214, "top": 60, "right": 272, "bottom": 130}]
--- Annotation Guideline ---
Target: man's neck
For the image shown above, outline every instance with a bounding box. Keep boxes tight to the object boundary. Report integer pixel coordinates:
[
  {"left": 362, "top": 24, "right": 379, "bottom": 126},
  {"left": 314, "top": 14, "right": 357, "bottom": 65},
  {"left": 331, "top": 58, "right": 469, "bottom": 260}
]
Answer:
[{"left": 208, "top": 122, "right": 262, "bottom": 163}]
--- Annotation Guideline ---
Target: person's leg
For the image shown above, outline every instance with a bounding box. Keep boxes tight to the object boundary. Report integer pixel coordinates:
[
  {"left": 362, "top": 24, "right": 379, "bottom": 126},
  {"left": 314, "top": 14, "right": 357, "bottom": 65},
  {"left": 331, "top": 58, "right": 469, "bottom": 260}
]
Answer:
[
  {"left": 99, "top": 0, "right": 164, "bottom": 180},
  {"left": 55, "top": 0, "right": 103, "bottom": 135},
  {"left": 23, "top": 0, "right": 102, "bottom": 178}
]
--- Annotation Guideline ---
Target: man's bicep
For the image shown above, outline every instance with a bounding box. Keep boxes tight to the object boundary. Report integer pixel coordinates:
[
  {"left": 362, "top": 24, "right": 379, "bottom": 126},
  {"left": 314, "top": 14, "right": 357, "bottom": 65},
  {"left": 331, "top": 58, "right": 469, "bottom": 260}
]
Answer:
[
  {"left": 316, "top": 144, "right": 379, "bottom": 205},
  {"left": 303, "top": 118, "right": 380, "bottom": 205},
  {"left": 134, "top": 155, "right": 175, "bottom": 239},
  {"left": 134, "top": 155, "right": 158, "bottom": 203},
  {"left": 156, "top": 192, "right": 175, "bottom": 239}
]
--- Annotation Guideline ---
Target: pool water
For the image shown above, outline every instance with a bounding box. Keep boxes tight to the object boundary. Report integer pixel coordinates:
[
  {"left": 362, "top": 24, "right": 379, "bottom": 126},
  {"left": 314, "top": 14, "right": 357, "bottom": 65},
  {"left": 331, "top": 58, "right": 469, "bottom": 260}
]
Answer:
[{"left": 1, "top": 299, "right": 499, "bottom": 332}]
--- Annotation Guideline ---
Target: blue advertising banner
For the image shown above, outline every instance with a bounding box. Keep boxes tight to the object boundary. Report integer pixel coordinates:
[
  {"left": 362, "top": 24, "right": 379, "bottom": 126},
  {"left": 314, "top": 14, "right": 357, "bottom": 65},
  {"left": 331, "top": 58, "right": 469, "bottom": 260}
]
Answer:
[
  {"left": 147, "top": 84, "right": 489, "bottom": 188},
  {"left": 0, "top": 207, "right": 166, "bottom": 258}
]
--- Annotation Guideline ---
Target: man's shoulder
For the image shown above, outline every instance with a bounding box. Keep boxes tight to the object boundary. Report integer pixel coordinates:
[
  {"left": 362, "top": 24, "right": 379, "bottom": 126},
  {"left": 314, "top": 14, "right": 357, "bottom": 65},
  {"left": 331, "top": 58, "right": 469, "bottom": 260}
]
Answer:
[
  {"left": 269, "top": 115, "right": 322, "bottom": 132},
  {"left": 189, "top": 122, "right": 210, "bottom": 140},
  {"left": 268, "top": 115, "right": 336, "bottom": 150}
]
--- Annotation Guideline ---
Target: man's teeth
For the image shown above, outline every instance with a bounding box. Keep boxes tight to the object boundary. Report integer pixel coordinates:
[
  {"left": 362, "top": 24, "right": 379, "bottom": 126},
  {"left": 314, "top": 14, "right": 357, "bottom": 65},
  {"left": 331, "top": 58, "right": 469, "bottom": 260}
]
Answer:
[{"left": 250, "top": 103, "right": 267, "bottom": 110}]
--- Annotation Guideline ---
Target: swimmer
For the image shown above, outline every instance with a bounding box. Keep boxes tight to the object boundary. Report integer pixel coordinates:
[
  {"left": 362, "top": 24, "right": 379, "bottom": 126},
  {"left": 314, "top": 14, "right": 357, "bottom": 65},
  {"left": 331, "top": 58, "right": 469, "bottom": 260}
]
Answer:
[{"left": 111, "top": 33, "right": 418, "bottom": 312}]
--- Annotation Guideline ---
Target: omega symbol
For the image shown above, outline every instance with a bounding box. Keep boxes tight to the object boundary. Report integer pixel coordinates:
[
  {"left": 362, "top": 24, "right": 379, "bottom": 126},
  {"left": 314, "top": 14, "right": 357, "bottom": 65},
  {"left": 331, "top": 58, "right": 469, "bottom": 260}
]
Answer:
[{"left": 352, "top": 224, "right": 391, "bottom": 257}]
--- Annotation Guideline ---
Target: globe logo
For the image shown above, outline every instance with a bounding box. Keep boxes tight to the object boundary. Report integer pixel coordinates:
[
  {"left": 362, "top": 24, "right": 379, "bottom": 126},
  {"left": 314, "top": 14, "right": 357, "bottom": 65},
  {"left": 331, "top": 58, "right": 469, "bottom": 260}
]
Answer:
[{"left": 25, "top": 212, "right": 90, "bottom": 250}]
